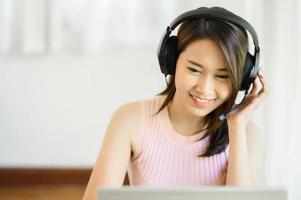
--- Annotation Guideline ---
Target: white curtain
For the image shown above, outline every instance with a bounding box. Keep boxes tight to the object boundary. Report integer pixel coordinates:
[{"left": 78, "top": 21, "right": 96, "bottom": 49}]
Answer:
[
  {"left": 0, "top": 0, "right": 187, "bottom": 54},
  {"left": 261, "top": 1, "right": 301, "bottom": 200},
  {"left": 0, "top": 0, "right": 300, "bottom": 199}
]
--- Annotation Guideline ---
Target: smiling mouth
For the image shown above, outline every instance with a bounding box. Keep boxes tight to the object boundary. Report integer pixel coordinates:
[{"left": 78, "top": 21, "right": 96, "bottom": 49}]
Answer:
[{"left": 190, "top": 94, "right": 214, "bottom": 103}]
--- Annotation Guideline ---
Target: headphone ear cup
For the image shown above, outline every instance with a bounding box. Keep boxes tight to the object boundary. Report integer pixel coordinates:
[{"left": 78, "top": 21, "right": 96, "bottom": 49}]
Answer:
[
  {"left": 165, "top": 36, "right": 179, "bottom": 75},
  {"left": 240, "top": 52, "right": 254, "bottom": 91}
]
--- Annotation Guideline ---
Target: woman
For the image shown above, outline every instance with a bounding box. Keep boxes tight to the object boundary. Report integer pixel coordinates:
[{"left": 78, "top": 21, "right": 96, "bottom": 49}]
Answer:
[{"left": 83, "top": 6, "right": 268, "bottom": 200}]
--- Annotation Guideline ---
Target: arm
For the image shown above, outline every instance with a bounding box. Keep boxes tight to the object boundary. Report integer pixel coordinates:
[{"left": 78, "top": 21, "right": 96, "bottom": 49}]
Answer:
[
  {"left": 225, "top": 69, "right": 267, "bottom": 186},
  {"left": 226, "top": 120, "right": 263, "bottom": 186},
  {"left": 82, "top": 102, "right": 140, "bottom": 200}
]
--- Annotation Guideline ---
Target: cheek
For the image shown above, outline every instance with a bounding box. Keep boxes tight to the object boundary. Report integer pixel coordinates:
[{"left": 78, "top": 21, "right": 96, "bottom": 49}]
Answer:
[
  {"left": 175, "top": 67, "right": 188, "bottom": 89},
  {"left": 219, "top": 82, "right": 233, "bottom": 99},
  {"left": 175, "top": 72, "right": 195, "bottom": 91}
]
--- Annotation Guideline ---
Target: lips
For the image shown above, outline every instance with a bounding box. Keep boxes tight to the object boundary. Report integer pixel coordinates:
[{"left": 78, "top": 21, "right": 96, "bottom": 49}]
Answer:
[
  {"left": 190, "top": 94, "right": 214, "bottom": 102},
  {"left": 189, "top": 93, "right": 215, "bottom": 108}
]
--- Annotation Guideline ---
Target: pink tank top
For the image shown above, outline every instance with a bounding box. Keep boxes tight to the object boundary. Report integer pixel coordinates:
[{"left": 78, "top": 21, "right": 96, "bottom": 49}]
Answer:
[{"left": 127, "top": 95, "right": 229, "bottom": 186}]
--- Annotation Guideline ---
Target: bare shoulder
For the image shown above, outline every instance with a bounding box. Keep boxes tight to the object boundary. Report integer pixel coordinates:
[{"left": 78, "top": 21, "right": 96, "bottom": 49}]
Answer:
[
  {"left": 83, "top": 100, "right": 141, "bottom": 199},
  {"left": 111, "top": 100, "right": 141, "bottom": 154},
  {"left": 113, "top": 101, "right": 141, "bottom": 122}
]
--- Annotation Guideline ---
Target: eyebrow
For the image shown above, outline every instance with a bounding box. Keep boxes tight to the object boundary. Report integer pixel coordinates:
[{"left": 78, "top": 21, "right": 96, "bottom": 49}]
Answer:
[{"left": 187, "top": 60, "right": 228, "bottom": 72}]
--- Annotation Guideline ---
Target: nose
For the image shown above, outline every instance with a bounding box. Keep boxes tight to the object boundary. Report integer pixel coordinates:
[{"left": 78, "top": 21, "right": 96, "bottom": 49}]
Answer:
[{"left": 195, "top": 75, "right": 215, "bottom": 96}]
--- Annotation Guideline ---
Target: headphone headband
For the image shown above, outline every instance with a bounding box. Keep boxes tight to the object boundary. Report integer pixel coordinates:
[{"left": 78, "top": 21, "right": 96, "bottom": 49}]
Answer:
[{"left": 169, "top": 7, "right": 259, "bottom": 47}]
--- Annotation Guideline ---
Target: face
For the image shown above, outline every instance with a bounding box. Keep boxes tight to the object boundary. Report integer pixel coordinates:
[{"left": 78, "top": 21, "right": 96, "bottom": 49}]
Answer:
[{"left": 173, "top": 38, "right": 233, "bottom": 118}]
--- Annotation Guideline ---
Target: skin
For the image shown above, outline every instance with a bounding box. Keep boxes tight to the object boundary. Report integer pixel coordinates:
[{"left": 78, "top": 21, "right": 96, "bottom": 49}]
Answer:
[{"left": 83, "top": 38, "right": 268, "bottom": 200}]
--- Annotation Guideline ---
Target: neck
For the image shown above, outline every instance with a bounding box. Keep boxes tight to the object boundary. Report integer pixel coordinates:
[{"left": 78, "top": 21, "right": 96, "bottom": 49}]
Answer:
[{"left": 167, "top": 94, "right": 206, "bottom": 136}]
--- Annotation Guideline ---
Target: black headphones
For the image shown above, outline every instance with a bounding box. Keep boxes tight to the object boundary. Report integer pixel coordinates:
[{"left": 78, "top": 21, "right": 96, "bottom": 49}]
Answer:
[{"left": 157, "top": 6, "right": 260, "bottom": 92}]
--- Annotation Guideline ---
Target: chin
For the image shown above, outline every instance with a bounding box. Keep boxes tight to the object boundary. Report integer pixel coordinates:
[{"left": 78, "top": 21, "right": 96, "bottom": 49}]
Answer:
[{"left": 186, "top": 104, "right": 212, "bottom": 118}]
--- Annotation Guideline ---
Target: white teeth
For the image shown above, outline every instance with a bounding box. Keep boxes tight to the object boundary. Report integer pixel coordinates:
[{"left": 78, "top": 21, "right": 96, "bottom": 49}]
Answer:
[{"left": 192, "top": 95, "right": 211, "bottom": 103}]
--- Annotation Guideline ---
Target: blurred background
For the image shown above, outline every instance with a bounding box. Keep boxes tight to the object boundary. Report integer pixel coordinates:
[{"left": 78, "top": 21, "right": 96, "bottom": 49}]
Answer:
[{"left": 0, "top": 0, "right": 300, "bottom": 199}]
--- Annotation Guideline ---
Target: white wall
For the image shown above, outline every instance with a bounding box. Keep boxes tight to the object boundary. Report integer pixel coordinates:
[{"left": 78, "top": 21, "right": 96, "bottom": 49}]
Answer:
[{"left": 0, "top": 48, "right": 165, "bottom": 168}]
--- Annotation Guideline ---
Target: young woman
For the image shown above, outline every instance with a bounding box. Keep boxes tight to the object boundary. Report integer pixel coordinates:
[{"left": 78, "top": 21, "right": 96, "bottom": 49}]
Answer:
[{"left": 83, "top": 6, "right": 268, "bottom": 200}]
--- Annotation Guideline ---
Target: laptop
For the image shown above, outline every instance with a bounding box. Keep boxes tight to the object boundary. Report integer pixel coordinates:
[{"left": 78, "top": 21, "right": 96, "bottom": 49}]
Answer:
[{"left": 98, "top": 186, "right": 287, "bottom": 200}]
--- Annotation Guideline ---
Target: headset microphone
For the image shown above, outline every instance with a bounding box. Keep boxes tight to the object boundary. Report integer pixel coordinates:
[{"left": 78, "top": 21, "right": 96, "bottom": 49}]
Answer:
[
  {"left": 218, "top": 87, "right": 250, "bottom": 121},
  {"left": 218, "top": 113, "right": 228, "bottom": 121}
]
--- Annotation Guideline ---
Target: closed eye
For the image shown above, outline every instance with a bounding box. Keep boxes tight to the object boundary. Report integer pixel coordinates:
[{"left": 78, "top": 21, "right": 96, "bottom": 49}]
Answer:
[
  {"left": 216, "top": 75, "right": 229, "bottom": 79},
  {"left": 187, "top": 67, "right": 200, "bottom": 73},
  {"left": 188, "top": 67, "right": 229, "bottom": 79}
]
